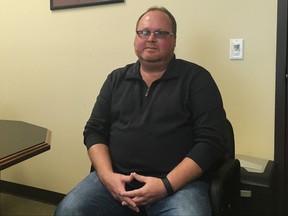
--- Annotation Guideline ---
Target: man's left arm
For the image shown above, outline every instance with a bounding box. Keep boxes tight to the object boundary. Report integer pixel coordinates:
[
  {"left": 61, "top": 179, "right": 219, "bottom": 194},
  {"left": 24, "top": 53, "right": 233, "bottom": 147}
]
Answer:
[{"left": 166, "top": 157, "right": 202, "bottom": 192}]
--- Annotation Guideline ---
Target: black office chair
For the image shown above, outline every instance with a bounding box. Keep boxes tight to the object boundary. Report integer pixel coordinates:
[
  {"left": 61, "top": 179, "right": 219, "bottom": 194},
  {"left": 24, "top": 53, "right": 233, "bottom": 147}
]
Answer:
[{"left": 209, "top": 119, "right": 240, "bottom": 216}]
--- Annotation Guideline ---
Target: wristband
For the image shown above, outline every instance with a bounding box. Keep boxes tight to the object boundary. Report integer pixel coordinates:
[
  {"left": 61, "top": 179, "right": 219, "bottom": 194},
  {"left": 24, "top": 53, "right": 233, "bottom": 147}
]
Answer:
[{"left": 161, "top": 176, "right": 174, "bottom": 196}]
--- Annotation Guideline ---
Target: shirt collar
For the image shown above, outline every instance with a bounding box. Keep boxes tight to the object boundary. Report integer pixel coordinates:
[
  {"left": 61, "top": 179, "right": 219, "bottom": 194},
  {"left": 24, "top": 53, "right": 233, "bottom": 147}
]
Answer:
[{"left": 126, "top": 55, "right": 180, "bottom": 81}]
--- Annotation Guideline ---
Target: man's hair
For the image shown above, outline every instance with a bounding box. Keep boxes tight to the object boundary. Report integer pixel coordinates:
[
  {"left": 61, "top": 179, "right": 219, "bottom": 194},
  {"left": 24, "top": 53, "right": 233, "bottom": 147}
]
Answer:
[{"left": 136, "top": 7, "right": 177, "bottom": 35}]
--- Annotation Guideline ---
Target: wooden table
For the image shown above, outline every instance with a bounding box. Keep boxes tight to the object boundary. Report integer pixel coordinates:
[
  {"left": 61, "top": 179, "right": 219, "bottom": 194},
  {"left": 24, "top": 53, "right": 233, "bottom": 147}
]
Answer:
[{"left": 0, "top": 120, "right": 51, "bottom": 170}]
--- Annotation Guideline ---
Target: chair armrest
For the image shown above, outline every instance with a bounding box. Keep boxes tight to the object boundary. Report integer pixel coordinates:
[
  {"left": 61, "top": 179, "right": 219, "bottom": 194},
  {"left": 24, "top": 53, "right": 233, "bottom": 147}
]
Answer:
[{"left": 210, "top": 159, "right": 240, "bottom": 216}]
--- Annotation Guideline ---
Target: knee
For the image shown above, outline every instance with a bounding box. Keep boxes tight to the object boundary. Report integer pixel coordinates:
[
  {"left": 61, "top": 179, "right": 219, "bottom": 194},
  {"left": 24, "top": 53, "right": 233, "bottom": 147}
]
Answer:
[
  {"left": 54, "top": 201, "right": 72, "bottom": 216},
  {"left": 54, "top": 203, "right": 65, "bottom": 216},
  {"left": 54, "top": 196, "right": 81, "bottom": 216}
]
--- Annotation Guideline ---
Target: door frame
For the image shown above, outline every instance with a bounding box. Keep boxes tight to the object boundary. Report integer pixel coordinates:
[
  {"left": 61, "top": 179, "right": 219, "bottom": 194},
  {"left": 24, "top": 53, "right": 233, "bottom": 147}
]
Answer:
[{"left": 274, "top": 0, "right": 288, "bottom": 215}]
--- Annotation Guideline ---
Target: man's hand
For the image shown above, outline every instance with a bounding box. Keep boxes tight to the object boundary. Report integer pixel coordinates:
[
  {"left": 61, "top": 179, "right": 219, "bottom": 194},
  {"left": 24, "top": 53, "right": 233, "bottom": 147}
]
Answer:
[
  {"left": 120, "top": 172, "right": 167, "bottom": 208},
  {"left": 100, "top": 172, "right": 140, "bottom": 212}
]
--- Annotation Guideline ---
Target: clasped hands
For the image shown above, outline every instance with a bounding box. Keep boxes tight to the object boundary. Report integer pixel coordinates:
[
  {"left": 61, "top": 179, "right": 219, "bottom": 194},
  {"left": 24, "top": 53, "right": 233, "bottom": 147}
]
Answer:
[{"left": 102, "top": 172, "right": 167, "bottom": 212}]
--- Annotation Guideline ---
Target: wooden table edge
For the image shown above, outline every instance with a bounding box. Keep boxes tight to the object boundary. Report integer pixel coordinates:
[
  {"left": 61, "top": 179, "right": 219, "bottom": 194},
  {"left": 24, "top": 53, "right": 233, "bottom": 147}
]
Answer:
[{"left": 0, "top": 130, "right": 51, "bottom": 171}]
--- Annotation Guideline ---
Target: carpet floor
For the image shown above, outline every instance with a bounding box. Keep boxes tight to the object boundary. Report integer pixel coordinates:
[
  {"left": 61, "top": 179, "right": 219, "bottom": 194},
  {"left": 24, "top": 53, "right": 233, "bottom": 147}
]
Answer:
[{"left": 0, "top": 193, "right": 56, "bottom": 216}]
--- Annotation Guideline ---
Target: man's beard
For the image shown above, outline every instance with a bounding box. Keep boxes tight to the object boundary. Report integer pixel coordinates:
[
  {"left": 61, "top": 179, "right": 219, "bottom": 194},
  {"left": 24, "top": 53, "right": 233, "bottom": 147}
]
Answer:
[{"left": 138, "top": 51, "right": 163, "bottom": 63}]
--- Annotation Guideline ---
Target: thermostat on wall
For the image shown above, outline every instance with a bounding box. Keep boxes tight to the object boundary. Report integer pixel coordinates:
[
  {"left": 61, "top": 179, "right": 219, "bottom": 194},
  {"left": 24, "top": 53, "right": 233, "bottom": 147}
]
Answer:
[{"left": 230, "top": 39, "right": 244, "bottom": 60}]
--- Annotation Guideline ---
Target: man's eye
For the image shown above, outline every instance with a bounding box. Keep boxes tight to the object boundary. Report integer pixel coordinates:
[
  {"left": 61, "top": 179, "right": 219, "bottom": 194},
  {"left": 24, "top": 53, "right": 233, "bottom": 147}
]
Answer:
[
  {"left": 141, "top": 31, "right": 150, "bottom": 36},
  {"left": 155, "top": 31, "right": 168, "bottom": 36}
]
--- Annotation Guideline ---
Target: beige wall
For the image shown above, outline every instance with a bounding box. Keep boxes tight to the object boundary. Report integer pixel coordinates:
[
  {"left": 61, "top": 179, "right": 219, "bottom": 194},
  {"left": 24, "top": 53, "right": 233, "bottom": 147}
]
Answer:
[{"left": 0, "top": 0, "right": 277, "bottom": 193}]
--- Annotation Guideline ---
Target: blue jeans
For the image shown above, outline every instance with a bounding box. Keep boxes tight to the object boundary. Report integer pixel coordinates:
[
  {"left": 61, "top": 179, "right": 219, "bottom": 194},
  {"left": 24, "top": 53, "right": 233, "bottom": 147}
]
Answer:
[{"left": 55, "top": 172, "right": 211, "bottom": 216}]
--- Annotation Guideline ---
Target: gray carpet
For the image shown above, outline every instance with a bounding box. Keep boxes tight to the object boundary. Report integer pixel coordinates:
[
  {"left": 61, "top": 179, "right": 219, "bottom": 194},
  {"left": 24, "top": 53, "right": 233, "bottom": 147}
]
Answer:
[{"left": 0, "top": 193, "right": 56, "bottom": 216}]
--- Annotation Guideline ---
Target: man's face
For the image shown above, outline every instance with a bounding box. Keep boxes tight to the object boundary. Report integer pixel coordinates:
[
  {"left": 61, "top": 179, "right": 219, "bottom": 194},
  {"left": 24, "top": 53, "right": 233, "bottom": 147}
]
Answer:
[{"left": 134, "top": 11, "right": 176, "bottom": 65}]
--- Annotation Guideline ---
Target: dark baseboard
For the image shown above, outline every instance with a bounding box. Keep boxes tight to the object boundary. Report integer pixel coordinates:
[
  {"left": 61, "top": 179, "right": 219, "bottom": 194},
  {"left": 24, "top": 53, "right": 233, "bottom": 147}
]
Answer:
[{"left": 0, "top": 180, "right": 65, "bottom": 206}]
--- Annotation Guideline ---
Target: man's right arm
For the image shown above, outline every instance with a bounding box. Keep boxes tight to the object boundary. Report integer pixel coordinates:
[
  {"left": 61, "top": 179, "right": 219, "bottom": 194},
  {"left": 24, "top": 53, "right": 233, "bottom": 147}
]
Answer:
[
  {"left": 88, "top": 144, "right": 139, "bottom": 212},
  {"left": 88, "top": 144, "right": 113, "bottom": 179}
]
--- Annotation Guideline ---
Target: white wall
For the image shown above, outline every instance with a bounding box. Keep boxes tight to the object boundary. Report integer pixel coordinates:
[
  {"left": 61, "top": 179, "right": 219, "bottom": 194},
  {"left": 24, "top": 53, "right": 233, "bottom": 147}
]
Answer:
[{"left": 0, "top": 0, "right": 277, "bottom": 193}]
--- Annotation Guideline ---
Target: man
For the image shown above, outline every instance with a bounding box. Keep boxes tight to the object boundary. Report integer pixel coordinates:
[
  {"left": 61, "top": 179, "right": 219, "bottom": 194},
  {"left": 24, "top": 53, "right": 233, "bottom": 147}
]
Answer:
[{"left": 55, "top": 6, "right": 227, "bottom": 216}]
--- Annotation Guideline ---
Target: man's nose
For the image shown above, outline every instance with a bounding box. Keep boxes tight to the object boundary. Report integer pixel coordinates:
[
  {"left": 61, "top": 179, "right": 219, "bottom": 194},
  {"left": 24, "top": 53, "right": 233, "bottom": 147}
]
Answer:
[{"left": 147, "top": 32, "right": 156, "bottom": 41}]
